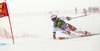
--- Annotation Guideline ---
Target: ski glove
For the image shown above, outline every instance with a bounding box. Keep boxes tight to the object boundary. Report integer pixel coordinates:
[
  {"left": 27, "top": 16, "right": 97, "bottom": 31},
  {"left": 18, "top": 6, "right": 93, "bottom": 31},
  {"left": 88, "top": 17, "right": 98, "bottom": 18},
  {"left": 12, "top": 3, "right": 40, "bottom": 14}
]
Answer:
[
  {"left": 66, "top": 17, "right": 71, "bottom": 21},
  {"left": 53, "top": 32, "right": 56, "bottom": 39}
]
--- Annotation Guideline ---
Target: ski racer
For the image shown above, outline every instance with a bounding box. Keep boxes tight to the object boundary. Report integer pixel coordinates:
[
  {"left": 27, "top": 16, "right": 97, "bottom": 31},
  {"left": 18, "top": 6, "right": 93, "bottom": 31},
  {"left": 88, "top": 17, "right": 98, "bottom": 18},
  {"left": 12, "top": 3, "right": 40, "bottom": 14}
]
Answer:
[{"left": 51, "top": 14, "right": 90, "bottom": 39}]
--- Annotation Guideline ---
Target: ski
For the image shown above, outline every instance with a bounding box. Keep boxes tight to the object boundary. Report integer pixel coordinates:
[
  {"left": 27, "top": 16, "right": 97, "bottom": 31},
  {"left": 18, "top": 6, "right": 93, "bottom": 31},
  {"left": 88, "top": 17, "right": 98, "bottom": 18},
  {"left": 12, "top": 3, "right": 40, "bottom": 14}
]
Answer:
[{"left": 57, "top": 33, "right": 100, "bottom": 40}]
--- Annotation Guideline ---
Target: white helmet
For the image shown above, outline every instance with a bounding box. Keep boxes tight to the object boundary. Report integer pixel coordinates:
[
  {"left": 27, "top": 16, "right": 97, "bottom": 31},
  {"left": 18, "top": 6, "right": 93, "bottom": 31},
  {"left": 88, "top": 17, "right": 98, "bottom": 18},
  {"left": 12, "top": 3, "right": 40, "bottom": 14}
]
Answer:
[{"left": 51, "top": 14, "right": 57, "bottom": 21}]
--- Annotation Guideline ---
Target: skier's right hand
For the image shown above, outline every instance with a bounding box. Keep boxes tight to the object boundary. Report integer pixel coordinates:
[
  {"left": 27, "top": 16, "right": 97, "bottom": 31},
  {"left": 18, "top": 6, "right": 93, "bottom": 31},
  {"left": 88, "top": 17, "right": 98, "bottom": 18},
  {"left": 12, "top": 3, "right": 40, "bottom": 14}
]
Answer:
[{"left": 53, "top": 32, "right": 56, "bottom": 39}]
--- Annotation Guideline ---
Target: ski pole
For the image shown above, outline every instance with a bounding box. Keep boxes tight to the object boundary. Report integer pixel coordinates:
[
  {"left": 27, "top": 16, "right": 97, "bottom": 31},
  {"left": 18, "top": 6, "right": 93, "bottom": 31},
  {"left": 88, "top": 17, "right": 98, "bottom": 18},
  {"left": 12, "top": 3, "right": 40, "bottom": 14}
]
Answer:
[
  {"left": 71, "top": 15, "right": 86, "bottom": 19},
  {"left": 71, "top": 14, "right": 91, "bottom": 19}
]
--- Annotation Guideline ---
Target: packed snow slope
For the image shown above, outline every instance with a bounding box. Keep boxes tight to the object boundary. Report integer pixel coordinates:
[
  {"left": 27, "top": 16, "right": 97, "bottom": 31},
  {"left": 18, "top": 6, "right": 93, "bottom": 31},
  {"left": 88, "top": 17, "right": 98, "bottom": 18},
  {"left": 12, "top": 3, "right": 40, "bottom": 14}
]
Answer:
[
  {"left": 0, "top": 14, "right": 100, "bottom": 51},
  {"left": 0, "top": 0, "right": 100, "bottom": 51}
]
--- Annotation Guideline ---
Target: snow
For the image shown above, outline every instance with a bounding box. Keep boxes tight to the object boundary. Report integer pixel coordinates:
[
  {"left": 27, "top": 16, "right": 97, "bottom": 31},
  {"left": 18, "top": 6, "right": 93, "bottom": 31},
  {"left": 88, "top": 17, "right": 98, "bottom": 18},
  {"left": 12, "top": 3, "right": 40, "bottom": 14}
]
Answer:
[
  {"left": 0, "top": 0, "right": 100, "bottom": 51},
  {"left": 0, "top": 35, "right": 100, "bottom": 51},
  {"left": 0, "top": 13, "right": 100, "bottom": 51}
]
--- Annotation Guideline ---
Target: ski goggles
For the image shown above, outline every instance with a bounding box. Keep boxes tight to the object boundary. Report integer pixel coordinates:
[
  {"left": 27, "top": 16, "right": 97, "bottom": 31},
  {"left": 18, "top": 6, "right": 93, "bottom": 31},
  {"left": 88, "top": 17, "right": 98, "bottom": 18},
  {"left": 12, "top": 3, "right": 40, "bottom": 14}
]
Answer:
[{"left": 51, "top": 18, "right": 56, "bottom": 21}]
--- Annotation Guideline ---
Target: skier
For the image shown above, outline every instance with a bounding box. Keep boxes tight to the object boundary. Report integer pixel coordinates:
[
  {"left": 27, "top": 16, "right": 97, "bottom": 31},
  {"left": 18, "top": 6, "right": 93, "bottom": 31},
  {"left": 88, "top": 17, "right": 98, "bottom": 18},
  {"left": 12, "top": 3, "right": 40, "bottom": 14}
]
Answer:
[{"left": 51, "top": 14, "right": 90, "bottom": 39}]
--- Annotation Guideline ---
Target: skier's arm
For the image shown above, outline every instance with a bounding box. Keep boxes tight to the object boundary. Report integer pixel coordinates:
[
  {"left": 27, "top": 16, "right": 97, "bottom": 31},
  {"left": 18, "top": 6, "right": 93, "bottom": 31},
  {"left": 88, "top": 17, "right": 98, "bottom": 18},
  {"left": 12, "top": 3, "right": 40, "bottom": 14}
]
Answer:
[
  {"left": 53, "top": 27, "right": 61, "bottom": 39},
  {"left": 53, "top": 24, "right": 61, "bottom": 39},
  {"left": 60, "top": 16, "right": 71, "bottom": 21},
  {"left": 53, "top": 26, "right": 57, "bottom": 39}
]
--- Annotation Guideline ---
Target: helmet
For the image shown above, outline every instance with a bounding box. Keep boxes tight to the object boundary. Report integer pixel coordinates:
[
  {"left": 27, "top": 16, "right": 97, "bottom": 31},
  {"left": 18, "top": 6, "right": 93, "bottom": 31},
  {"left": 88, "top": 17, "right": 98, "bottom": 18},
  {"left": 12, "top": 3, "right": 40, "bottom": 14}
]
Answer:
[{"left": 51, "top": 14, "right": 57, "bottom": 21}]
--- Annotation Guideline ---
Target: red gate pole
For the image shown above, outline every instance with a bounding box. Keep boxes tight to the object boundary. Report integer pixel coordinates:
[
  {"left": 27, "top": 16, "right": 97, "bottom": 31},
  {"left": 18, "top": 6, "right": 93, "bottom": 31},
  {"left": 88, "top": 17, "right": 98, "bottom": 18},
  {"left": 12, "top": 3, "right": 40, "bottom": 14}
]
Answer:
[
  {"left": 4, "top": 0, "right": 15, "bottom": 44},
  {"left": 8, "top": 16, "right": 15, "bottom": 44}
]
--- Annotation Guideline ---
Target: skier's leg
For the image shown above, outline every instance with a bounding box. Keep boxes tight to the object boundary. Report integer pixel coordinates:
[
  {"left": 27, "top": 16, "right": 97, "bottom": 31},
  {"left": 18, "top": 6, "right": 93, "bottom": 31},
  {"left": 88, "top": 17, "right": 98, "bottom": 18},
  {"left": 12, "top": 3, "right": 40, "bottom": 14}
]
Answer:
[
  {"left": 61, "top": 23, "right": 76, "bottom": 35},
  {"left": 61, "top": 28, "right": 71, "bottom": 35},
  {"left": 73, "top": 29, "right": 85, "bottom": 34},
  {"left": 68, "top": 23, "right": 90, "bottom": 35},
  {"left": 67, "top": 23, "right": 77, "bottom": 31},
  {"left": 72, "top": 29, "right": 91, "bottom": 35}
]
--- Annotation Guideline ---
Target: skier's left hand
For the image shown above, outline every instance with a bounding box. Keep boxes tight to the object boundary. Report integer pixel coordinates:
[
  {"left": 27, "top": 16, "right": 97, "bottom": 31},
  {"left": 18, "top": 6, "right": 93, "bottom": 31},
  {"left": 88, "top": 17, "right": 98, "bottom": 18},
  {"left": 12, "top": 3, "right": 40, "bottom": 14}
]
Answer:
[{"left": 66, "top": 17, "right": 71, "bottom": 21}]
